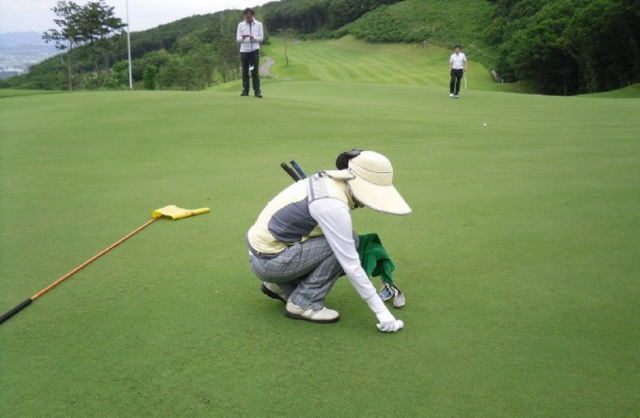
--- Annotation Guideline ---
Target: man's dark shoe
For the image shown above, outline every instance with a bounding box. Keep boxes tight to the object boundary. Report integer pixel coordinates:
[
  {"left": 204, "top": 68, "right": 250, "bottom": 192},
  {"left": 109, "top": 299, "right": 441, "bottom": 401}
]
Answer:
[
  {"left": 255, "top": 91, "right": 262, "bottom": 98},
  {"left": 241, "top": 91, "right": 249, "bottom": 96}
]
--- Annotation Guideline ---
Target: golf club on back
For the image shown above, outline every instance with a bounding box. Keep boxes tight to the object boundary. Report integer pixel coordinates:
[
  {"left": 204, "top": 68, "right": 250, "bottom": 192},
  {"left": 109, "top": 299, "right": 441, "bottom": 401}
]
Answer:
[
  {"left": 290, "top": 160, "right": 307, "bottom": 179},
  {"left": 280, "top": 162, "right": 300, "bottom": 182}
]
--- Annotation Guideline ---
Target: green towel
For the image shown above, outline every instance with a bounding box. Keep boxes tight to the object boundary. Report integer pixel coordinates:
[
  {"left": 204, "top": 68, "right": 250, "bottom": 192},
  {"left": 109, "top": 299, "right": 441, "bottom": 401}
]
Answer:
[{"left": 357, "top": 233, "right": 395, "bottom": 285}]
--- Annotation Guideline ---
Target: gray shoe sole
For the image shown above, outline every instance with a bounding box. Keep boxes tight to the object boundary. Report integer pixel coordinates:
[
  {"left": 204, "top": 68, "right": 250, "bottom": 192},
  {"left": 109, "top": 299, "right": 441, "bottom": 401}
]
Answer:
[
  {"left": 284, "top": 309, "right": 340, "bottom": 324},
  {"left": 261, "top": 283, "right": 286, "bottom": 303}
]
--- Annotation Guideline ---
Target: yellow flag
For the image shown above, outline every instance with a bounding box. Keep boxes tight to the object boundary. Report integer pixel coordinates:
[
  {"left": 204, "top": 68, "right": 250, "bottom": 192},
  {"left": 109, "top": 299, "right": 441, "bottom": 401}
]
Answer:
[{"left": 152, "top": 205, "right": 210, "bottom": 220}]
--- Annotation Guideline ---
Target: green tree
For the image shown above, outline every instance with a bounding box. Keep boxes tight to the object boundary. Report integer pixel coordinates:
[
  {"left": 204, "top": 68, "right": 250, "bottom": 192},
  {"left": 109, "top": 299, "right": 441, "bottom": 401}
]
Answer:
[
  {"left": 143, "top": 65, "right": 157, "bottom": 90},
  {"left": 43, "top": 1, "right": 83, "bottom": 91},
  {"left": 205, "top": 13, "right": 241, "bottom": 83},
  {"left": 77, "top": 0, "right": 126, "bottom": 87},
  {"left": 157, "top": 56, "right": 184, "bottom": 89},
  {"left": 502, "top": 0, "right": 578, "bottom": 94},
  {"left": 490, "top": 0, "right": 640, "bottom": 94},
  {"left": 278, "top": 28, "right": 298, "bottom": 66},
  {"left": 565, "top": 0, "right": 638, "bottom": 92}
]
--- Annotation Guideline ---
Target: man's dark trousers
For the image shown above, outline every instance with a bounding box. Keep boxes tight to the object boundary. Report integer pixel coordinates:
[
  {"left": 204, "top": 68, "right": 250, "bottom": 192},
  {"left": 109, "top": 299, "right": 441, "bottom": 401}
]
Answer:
[
  {"left": 450, "top": 69, "right": 464, "bottom": 95},
  {"left": 241, "top": 49, "right": 261, "bottom": 95}
]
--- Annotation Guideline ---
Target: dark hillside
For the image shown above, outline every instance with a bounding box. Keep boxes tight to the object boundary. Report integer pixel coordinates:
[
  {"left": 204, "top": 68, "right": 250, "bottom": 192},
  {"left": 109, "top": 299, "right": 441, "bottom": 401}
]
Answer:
[
  {"left": 344, "top": 0, "right": 496, "bottom": 68},
  {"left": 487, "top": 0, "right": 640, "bottom": 94}
]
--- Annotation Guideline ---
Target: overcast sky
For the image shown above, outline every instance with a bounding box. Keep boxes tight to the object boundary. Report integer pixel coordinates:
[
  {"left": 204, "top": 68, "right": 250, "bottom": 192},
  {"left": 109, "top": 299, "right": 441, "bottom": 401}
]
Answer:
[{"left": 0, "top": 0, "right": 273, "bottom": 34}]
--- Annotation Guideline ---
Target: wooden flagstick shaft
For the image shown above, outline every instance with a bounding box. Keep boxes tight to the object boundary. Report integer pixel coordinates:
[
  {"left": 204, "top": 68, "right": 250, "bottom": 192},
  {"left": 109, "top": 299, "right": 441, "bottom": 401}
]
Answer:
[{"left": 0, "top": 217, "right": 160, "bottom": 325}]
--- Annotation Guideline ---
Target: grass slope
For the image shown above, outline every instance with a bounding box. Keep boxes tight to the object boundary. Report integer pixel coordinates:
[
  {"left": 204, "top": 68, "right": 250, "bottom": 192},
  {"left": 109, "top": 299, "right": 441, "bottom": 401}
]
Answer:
[
  {"left": 1, "top": 82, "right": 639, "bottom": 417},
  {"left": 581, "top": 83, "right": 640, "bottom": 99},
  {"left": 0, "top": 89, "right": 66, "bottom": 98},
  {"left": 347, "top": 0, "right": 496, "bottom": 67}
]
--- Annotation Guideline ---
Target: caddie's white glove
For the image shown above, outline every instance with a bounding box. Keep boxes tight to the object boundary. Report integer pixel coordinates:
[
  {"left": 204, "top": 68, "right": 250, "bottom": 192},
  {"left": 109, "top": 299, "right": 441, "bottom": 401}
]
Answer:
[
  {"left": 366, "top": 294, "right": 404, "bottom": 333},
  {"left": 375, "top": 310, "right": 404, "bottom": 333}
]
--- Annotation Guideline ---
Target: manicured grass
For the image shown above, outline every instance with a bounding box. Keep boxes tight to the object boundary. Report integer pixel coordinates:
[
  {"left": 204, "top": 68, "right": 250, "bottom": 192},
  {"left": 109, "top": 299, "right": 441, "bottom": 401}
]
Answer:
[
  {"left": 1, "top": 81, "right": 639, "bottom": 416},
  {"left": 256, "top": 36, "right": 513, "bottom": 93},
  {"left": 582, "top": 83, "right": 640, "bottom": 99},
  {"left": 0, "top": 89, "right": 65, "bottom": 98}
]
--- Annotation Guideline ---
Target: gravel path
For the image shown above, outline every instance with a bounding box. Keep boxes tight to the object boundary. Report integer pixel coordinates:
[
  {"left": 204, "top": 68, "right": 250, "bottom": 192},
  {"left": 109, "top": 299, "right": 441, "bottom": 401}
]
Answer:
[{"left": 260, "top": 56, "right": 275, "bottom": 77}]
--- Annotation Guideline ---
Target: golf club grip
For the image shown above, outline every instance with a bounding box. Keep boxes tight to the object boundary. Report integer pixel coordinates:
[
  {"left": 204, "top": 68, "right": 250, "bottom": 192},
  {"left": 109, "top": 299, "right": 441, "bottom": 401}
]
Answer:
[
  {"left": 290, "top": 160, "right": 307, "bottom": 179},
  {"left": 280, "top": 162, "right": 300, "bottom": 182},
  {"left": 0, "top": 298, "right": 32, "bottom": 325}
]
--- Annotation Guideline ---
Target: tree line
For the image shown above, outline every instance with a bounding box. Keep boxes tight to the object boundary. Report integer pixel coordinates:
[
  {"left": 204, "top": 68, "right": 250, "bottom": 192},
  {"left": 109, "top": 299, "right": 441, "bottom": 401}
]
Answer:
[
  {"left": 487, "top": 0, "right": 640, "bottom": 94},
  {"left": 262, "top": 0, "right": 402, "bottom": 35}
]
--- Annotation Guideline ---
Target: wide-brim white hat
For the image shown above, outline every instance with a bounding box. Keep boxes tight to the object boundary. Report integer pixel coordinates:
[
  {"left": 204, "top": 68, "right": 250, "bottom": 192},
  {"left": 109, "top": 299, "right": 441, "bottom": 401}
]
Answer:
[{"left": 347, "top": 151, "right": 411, "bottom": 215}]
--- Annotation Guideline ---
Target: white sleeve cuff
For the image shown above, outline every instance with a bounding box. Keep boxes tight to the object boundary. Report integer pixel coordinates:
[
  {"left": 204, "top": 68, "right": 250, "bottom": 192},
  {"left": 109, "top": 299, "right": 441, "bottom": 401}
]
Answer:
[{"left": 365, "top": 293, "right": 387, "bottom": 314}]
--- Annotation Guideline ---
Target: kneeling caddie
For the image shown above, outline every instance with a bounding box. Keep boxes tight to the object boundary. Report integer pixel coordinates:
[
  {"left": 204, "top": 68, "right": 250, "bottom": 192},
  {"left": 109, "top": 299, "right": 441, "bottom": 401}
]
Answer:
[{"left": 246, "top": 150, "right": 411, "bottom": 333}]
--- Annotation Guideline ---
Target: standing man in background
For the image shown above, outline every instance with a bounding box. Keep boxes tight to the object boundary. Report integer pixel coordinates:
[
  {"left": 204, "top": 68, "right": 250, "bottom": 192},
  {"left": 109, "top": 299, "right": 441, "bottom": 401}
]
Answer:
[
  {"left": 449, "top": 45, "right": 467, "bottom": 98},
  {"left": 237, "top": 8, "right": 264, "bottom": 98}
]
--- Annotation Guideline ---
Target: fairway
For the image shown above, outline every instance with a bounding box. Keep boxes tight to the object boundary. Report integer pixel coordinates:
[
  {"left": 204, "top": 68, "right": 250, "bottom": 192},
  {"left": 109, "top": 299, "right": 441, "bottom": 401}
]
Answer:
[
  {"left": 2, "top": 64, "right": 640, "bottom": 416},
  {"left": 213, "top": 36, "right": 516, "bottom": 93}
]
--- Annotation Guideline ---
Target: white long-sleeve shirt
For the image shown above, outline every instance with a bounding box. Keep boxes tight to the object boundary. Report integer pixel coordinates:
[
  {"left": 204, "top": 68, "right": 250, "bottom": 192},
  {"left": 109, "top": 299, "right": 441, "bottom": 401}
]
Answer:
[
  {"left": 308, "top": 196, "right": 389, "bottom": 315},
  {"left": 248, "top": 176, "right": 392, "bottom": 319},
  {"left": 236, "top": 19, "right": 263, "bottom": 53}
]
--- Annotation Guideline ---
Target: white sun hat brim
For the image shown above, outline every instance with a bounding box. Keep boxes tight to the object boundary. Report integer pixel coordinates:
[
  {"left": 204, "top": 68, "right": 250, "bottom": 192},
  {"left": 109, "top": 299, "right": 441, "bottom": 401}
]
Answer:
[{"left": 347, "top": 151, "right": 412, "bottom": 215}]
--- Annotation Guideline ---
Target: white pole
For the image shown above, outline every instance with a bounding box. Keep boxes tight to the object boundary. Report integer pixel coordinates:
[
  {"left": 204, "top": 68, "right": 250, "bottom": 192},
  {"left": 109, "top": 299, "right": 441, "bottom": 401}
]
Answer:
[{"left": 126, "top": 0, "right": 133, "bottom": 90}]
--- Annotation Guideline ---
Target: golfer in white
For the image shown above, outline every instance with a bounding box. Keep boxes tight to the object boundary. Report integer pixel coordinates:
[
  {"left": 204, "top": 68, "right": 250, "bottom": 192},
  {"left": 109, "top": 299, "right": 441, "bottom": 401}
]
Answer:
[
  {"left": 236, "top": 8, "right": 264, "bottom": 97},
  {"left": 247, "top": 151, "right": 411, "bottom": 332},
  {"left": 449, "top": 45, "right": 467, "bottom": 98}
]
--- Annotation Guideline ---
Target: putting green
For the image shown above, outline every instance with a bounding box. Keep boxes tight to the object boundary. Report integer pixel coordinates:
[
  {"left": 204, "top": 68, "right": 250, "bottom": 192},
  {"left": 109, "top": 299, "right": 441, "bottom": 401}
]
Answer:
[{"left": 1, "top": 74, "right": 639, "bottom": 416}]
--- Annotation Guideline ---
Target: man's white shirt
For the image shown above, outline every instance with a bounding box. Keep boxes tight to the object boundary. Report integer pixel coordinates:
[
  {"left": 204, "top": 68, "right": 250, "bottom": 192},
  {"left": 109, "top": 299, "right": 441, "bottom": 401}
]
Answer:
[
  {"left": 236, "top": 19, "right": 264, "bottom": 53},
  {"left": 450, "top": 52, "right": 467, "bottom": 69}
]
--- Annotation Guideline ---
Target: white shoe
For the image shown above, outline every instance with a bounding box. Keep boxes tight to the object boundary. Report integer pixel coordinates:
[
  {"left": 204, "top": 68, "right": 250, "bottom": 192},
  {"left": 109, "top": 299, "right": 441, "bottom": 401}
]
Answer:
[
  {"left": 285, "top": 301, "right": 340, "bottom": 323},
  {"left": 454, "top": 95, "right": 459, "bottom": 98},
  {"left": 449, "top": 93, "right": 454, "bottom": 98},
  {"left": 261, "top": 282, "right": 287, "bottom": 303}
]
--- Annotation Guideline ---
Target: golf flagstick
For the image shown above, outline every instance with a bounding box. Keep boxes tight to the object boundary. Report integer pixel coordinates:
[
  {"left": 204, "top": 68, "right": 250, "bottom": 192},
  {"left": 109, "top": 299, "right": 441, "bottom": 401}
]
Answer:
[{"left": 0, "top": 205, "right": 209, "bottom": 325}]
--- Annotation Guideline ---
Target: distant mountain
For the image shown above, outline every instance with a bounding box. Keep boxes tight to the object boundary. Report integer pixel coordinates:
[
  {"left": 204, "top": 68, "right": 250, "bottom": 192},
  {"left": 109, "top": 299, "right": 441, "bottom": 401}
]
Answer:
[
  {"left": 0, "top": 31, "right": 51, "bottom": 47},
  {"left": 0, "top": 32, "right": 58, "bottom": 79}
]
